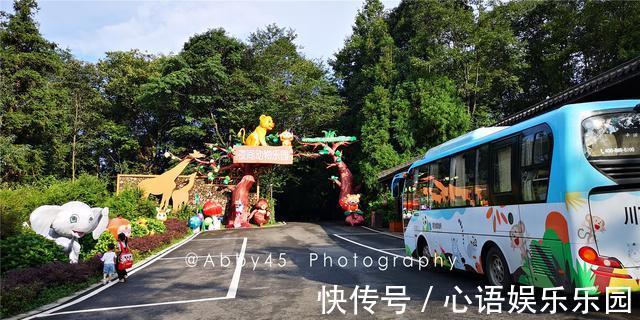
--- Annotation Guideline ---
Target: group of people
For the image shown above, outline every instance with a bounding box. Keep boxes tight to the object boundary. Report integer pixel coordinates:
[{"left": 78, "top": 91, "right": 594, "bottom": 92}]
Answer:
[{"left": 100, "top": 232, "right": 133, "bottom": 284}]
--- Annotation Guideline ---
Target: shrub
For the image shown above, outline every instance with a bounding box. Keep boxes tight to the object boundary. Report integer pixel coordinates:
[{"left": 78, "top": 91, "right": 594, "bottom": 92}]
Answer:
[
  {"left": 174, "top": 204, "right": 196, "bottom": 221},
  {"left": 131, "top": 221, "right": 149, "bottom": 238},
  {"left": 128, "top": 218, "right": 188, "bottom": 255},
  {"left": 103, "top": 188, "right": 156, "bottom": 220},
  {"left": 0, "top": 233, "right": 69, "bottom": 273},
  {"left": 0, "top": 257, "right": 102, "bottom": 317},
  {"left": 145, "top": 218, "right": 166, "bottom": 234},
  {"left": 0, "top": 175, "right": 109, "bottom": 239},
  {"left": 82, "top": 231, "right": 116, "bottom": 260},
  {"left": 368, "top": 191, "right": 397, "bottom": 225},
  {"left": 43, "top": 175, "right": 110, "bottom": 208}
]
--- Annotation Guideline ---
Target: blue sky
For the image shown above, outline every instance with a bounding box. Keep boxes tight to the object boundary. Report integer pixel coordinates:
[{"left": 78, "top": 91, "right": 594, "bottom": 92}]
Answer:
[{"left": 1, "top": 0, "right": 399, "bottom": 63}]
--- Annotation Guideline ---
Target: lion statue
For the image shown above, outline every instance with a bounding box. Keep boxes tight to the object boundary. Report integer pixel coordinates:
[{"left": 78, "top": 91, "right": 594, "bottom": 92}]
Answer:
[{"left": 239, "top": 115, "right": 275, "bottom": 147}]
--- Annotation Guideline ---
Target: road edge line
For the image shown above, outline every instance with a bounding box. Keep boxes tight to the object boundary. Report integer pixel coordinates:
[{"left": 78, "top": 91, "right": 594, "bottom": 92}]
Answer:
[
  {"left": 360, "top": 226, "right": 404, "bottom": 239},
  {"left": 332, "top": 233, "right": 419, "bottom": 263}
]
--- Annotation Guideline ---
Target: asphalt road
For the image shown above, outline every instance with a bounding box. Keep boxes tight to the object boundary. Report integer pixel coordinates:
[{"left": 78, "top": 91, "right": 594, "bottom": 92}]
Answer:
[{"left": 30, "top": 222, "right": 639, "bottom": 320}]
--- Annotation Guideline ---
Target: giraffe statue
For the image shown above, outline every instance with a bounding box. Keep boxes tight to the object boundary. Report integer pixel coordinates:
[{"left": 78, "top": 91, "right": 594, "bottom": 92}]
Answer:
[
  {"left": 138, "top": 150, "right": 204, "bottom": 210},
  {"left": 170, "top": 173, "right": 197, "bottom": 213}
]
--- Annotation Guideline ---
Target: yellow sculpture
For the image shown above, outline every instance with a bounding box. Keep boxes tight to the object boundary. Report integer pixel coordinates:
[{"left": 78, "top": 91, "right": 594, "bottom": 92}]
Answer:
[
  {"left": 138, "top": 150, "right": 204, "bottom": 210},
  {"left": 279, "top": 130, "right": 294, "bottom": 146},
  {"left": 238, "top": 115, "right": 275, "bottom": 146},
  {"left": 170, "top": 172, "right": 197, "bottom": 213}
]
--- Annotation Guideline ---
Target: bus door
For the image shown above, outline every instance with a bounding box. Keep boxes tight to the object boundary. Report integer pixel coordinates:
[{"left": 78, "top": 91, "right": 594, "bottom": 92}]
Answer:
[
  {"left": 489, "top": 136, "right": 522, "bottom": 234},
  {"left": 489, "top": 136, "right": 528, "bottom": 280}
]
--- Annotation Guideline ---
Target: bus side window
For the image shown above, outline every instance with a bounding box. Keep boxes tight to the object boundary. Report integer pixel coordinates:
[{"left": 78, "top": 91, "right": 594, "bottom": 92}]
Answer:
[
  {"left": 451, "top": 150, "right": 476, "bottom": 207},
  {"left": 416, "top": 164, "right": 432, "bottom": 210},
  {"left": 475, "top": 145, "right": 490, "bottom": 206},
  {"left": 430, "top": 158, "right": 450, "bottom": 208},
  {"left": 521, "top": 130, "right": 552, "bottom": 202}
]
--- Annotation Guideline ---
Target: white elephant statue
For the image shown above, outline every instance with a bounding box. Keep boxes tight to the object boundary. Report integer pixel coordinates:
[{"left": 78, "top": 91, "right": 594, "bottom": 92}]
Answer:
[{"left": 29, "top": 201, "right": 110, "bottom": 263}]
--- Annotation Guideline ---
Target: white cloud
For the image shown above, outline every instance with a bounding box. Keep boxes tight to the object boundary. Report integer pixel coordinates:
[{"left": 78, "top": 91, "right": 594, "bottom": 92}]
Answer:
[
  {"left": 63, "top": 2, "right": 271, "bottom": 58},
  {"left": 32, "top": 0, "right": 399, "bottom": 62}
]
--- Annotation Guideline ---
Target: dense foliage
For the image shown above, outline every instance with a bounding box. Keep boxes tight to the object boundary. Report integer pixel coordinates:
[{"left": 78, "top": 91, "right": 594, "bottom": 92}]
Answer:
[
  {"left": 0, "top": 256, "right": 102, "bottom": 316},
  {"left": 332, "top": 0, "right": 640, "bottom": 196},
  {"left": 103, "top": 188, "right": 157, "bottom": 221},
  {"left": 0, "top": 232, "right": 69, "bottom": 273},
  {"left": 128, "top": 218, "right": 188, "bottom": 254},
  {"left": 0, "top": 175, "right": 109, "bottom": 239},
  {"left": 2, "top": 0, "right": 639, "bottom": 215}
]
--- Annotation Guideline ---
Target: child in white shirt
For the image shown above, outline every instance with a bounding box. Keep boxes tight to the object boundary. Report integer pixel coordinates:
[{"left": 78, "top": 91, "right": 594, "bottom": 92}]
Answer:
[{"left": 101, "top": 243, "right": 116, "bottom": 284}]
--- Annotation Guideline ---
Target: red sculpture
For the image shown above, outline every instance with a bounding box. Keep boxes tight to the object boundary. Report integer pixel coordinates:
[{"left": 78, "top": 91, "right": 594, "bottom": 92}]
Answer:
[
  {"left": 249, "top": 199, "right": 271, "bottom": 227},
  {"left": 203, "top": 200, "right": 223, "bottom": 217}
]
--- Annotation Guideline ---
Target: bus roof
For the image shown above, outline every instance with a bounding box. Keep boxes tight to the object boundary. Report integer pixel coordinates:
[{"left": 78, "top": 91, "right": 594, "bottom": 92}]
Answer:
[{"left": 408, "top": 99, "right": 640, "bottom": 171}]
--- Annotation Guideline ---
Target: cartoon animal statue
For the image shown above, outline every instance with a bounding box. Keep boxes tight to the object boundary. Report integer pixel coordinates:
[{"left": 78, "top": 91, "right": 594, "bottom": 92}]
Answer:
[
  {"left": 339, "top": 194, "right": 361, "bottom": 212},
  {"left": 249, "top": 199, "right": 271, "bottom": 227},
  {"left": 138, "top": 150, "right": 204, "bottom": 210},
  {"left": 238, "top": 115, "right": 275, "bottom": 146},
  {"left": 212, "top": 216, "right": 222, "bottom": 230},
  {"left": 188, "top": 216, "right": 202, "bottom": 233},
  {"left": 107, "top": 216, "right": 131, "bottom": 239},
  {"left": 29, "top": 201, "right": 110, "bottom": 263},
  {"left": 170, "top": 173, "right": 197, "bottom": 213},
  {"left": 279, "top": 130, "right": 294, "bottom": 147},
  {"left": 203, "top": 217, "right": 214, "bottom": 231},
  {"left": 340, "top": 194, "right": 364, "bottom": 227},
  {"left": 155, "top": 207, "right": 169, "bottom": 222}
]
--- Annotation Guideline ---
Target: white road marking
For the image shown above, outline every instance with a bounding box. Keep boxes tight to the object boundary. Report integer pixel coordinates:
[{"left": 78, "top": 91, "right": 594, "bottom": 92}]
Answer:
[
  {"left": 158, "top": 254, "right": 238, "bottom": 261},
  {"left": 226, "top": 237, "right": 247, "bottom": 298},
  {"left": 33, "top": 297, "right": 230, "bottom": 316},
  {"left": 28, "top": 232, "right": 200, "bottom": 319},
  {"left": 360, "top": 226, "right": 404, "bottom": 239},
  {"left": 332, "top": 232, "right": 388, "bottom": 236},
  {"left": 332, "top": 234, "right": 421, "bottom": 263},
  {"left": 191, "top": 237, "right": 246, "bottom": 241}
]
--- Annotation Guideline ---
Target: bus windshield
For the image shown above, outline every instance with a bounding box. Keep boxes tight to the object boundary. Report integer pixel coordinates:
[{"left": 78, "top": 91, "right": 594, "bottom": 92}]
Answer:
[{"left": 582, "top": 112, "right": 640, "bottom": 158}]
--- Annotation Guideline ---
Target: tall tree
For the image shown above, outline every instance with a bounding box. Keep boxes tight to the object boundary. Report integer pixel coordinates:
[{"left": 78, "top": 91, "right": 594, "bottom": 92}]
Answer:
[
  {"left": 60, "top": 55, "right": 107, "bottom": 179},
  {"left": 333, "top": 0, "right": 402, "bottom": 192},
  {"left": 0, "top": 0, "right": 70, "bottom": 182}
]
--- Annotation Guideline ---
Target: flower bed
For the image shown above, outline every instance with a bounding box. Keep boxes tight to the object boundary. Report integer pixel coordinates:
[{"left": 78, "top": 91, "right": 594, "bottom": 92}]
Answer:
[
  {"left": 129, "top": 218, "right": 188, "bottom": 255},
  {"left": 0, "top": 218, "right": 189, "bottom": 317}
]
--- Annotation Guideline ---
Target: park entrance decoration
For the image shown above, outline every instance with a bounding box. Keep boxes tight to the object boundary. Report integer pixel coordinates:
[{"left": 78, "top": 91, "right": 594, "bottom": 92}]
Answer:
[
  {"left": 29, "top": 201, "right": 110, "bottom": 263},
  {"left": 297, "top": 131, "right": 364, "bottom": 226},
  {"left": 129, "top": 115, "right": 364, "bottom": 228}
]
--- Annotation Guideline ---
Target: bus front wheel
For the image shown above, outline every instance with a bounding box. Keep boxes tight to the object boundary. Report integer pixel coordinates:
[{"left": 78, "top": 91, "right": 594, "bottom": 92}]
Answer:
[
  {"left": 416, "top": 236, "right": 434, "bottom": 270},
  {"left": 484, "top": 246, "right": 512, "bottom": 287}
]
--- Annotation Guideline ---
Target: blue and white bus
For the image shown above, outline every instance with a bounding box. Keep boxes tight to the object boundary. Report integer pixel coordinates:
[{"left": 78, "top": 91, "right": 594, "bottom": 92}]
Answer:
[{"left": 402, "top": 100, "right": 640, "bottom": 293}]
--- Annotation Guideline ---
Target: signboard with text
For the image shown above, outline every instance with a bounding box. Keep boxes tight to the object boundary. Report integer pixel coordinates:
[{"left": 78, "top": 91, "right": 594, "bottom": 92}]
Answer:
[{"left": 233, "top": 146, "right": 294, "bottom": 164}]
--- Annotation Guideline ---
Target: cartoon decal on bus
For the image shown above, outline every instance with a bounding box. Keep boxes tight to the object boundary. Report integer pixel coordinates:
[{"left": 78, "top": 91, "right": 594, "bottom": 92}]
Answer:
[{"left": 401, "top": 100, "right": 640, "bottom": 294}]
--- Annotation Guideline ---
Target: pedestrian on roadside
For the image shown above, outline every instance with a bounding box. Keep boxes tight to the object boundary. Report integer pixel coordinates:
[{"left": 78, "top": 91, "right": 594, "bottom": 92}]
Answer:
[
  {"left": 116, "top": 232, "right": 133, "bottom": 283},
  {"left": 100, "top": 243, "right": 116, "bottom": 284}
]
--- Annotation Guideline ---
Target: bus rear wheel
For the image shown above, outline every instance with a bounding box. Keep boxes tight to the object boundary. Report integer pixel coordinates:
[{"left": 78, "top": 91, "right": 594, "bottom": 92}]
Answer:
[{"left": 484, "top": 246, "right": 512, "bottom": 287}]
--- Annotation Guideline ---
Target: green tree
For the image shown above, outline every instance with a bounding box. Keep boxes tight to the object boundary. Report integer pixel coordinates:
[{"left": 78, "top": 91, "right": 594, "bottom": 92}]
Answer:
[
  {"left": 97, "top": 50, "right": 160, "bottom": 174},
  {"left": 60, "top": 55, "right": 107, "bottom": 179},
  {"left": 0, "top": 0, "right": 70, "bottom": 183}
]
